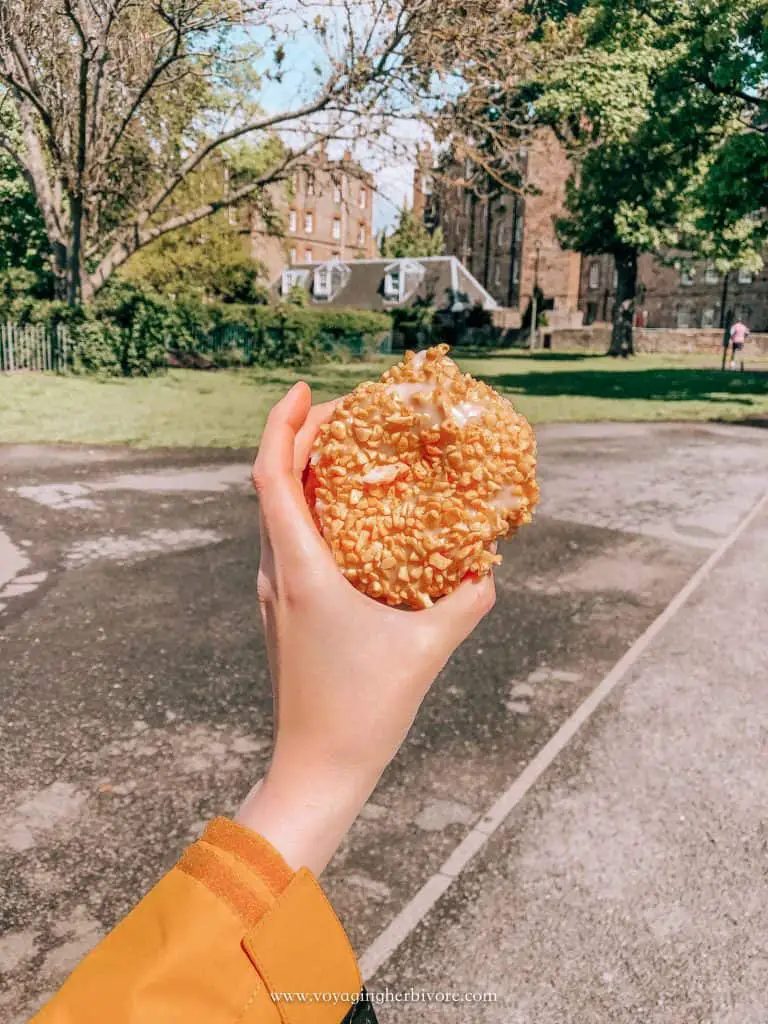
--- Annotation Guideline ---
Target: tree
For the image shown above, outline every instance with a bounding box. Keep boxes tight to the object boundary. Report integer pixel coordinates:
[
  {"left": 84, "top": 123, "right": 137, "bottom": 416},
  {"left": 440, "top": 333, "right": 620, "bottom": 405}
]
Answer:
[
  {"left": 121, "top": 141, "right": 280, "bottom": 303},
  {"left": 0, "top": 107, "right": 48, "bottom": 289},
  {"left": 0, "top": 0, "right": 542, "bottom": 306},
  {"left": 524, "top": 2, "right": 760, "bottom": 352},
  {"left": 380, "top": 205, "right": 445, "bottom": 258}
]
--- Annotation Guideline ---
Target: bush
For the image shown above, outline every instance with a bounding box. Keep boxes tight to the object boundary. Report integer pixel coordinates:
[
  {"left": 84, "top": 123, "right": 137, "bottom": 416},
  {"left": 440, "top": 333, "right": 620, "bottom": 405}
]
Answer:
[
  {"left": 0, "top": 283, "right": 392, "bottom": 374},
  {"left": 68, "top": 319, "right": 122, "bottom": 376},
  {"left": 209, "top": 305, "right": 391, "bottom": 367}
]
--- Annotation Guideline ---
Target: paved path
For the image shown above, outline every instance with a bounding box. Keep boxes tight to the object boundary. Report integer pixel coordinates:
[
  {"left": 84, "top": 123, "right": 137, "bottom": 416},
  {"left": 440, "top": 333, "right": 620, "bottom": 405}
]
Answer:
[
  {"left": 369, "top": 496, "right": 768, "bottom": 1024},
  {"left": 0, "top": 423, "right": 766, "bottom": 1021}
]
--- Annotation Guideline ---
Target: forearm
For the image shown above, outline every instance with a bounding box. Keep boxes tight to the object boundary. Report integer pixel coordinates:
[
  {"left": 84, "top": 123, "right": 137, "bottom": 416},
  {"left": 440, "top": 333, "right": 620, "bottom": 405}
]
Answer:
[{"left": 237, "top": 763, "right": 377, "bottom": 876}]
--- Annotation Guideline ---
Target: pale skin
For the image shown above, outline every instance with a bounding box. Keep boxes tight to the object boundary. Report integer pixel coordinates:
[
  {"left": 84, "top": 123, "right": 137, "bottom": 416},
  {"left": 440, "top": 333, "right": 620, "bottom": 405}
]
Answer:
[{"left": 237, "top": 382, "right": 496, "bottom": 875}]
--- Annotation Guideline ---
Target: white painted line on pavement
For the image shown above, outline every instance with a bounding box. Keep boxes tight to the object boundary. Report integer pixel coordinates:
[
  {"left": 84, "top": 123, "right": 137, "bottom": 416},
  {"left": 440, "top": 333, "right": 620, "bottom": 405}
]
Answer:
[{"left": 359, "top": 488, "right": 768, "bottom": 981}]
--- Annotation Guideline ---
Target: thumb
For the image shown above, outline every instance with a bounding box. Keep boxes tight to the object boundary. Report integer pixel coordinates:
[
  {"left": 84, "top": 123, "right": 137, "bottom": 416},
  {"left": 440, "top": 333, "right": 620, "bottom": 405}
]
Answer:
[
  {"left": 423, "top": 572, "right": 496, "bottom": 648},
  {"left": 252, "top": 383, "right": 333, "bottom": 567}
]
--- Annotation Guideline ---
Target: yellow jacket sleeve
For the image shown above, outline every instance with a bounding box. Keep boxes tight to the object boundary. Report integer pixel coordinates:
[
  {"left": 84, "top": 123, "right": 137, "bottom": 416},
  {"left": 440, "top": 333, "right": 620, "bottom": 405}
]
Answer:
[{"left": 33, "top": 818, "right": 363, "bottom": 1024}]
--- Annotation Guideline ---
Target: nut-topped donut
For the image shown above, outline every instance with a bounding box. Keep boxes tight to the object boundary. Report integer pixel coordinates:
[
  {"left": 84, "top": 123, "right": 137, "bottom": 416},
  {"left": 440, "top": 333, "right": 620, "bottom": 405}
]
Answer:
[{"left": 305, "top": 344, "right": 539, "bottom": 608}]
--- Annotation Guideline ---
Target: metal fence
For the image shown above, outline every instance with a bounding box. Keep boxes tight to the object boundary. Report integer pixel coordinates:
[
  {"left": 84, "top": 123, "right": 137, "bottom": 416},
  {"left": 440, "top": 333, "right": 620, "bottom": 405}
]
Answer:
[{"left": 0, "top": 323, "right": 71, "bottom": 373}]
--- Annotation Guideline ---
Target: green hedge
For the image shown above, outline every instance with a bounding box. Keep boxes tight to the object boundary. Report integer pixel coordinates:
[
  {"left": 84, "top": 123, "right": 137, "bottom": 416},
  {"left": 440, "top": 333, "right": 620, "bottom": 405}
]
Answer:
[{"left": 0, "top": 283, "right": 392, "bottom": 375}]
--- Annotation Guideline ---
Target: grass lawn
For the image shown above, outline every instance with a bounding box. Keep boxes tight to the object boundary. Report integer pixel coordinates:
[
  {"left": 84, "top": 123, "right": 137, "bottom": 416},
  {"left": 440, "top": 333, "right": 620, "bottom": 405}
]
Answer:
[{"left": 0, "top": 351, "right": 766, "bottom": 448}]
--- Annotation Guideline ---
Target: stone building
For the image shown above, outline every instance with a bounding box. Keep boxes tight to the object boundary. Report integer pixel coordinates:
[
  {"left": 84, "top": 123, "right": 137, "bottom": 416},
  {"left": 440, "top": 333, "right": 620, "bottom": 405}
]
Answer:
[
  {"left": 251, "top": 149, "right": 377, "bottom": 284},
  {"left": 580, "top": 253, "right": 768, "bottom": 332},
  {"left": 421, "top": 130, "right": 583, "bottom": 328}
]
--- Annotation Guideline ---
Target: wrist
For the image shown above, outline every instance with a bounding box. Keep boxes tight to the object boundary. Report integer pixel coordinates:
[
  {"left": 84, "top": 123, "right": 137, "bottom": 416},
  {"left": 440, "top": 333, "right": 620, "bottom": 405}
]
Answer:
[{"left": 236, "top": 759, "right": 376, "bottom": 875}]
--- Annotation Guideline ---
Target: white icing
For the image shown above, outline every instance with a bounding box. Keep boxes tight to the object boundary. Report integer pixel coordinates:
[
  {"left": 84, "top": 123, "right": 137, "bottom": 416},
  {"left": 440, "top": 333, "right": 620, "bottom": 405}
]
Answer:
[
  {"left": 388, "top": 382, "right": 435, "bottom": 404},
  {"left": 361, "top": 463, "right": 401, "bottom": 485},
  {"left": 450, "top": 400, "right": 487, "bottom": 427},
  {"left": 387, "top": 382, "right": 441, "bottom": 427},
  {"left": 491, "top": 484, "right": 522, "bottom": 512}
]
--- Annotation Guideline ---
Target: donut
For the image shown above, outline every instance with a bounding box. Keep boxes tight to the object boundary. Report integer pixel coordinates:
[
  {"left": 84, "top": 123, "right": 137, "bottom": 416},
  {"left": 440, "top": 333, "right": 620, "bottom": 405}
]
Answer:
[{"left": 305, "top": 344, "right": 539, "bottom": 608}]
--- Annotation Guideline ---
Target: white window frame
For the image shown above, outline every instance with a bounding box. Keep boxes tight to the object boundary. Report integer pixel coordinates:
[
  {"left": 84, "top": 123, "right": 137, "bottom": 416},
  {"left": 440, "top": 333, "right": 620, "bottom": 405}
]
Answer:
[
  {"left": 588, "top": 262, "right": 600, "bottom": 291},
  {"left": 305, "top": 248, "right": 313, "bottom": 262},
  {"left": 738, "top": 267, "right": 753, "bottom": 284},
  {"left": 358, "top": 223, "right": 366, "bottom": 246},
  {"left": 384, "top": 268, "right": 402, "bottom": 301},
  {"left": 304, "top": 211, "right": 314, "bottom": 234},
  {"left": 280, "top": 268, "right": 309, "bottom": 296},
  {"left": 359, "top": 187, "right": 367, "bottom": 209},
  {"left": 704, "top": 262, "right": 719, "bottom": 285},
  {"left": 332, "top": 218, "right": 341, "bottom": 240},
  {"left": 288, "top": 247, "right": 297, "bottom": 265},
  {"left": 313, "top": 264, "right": 333, "bottom": 299},
  {"left": 383, "top": 259, "right": 424, "bottom": 303},
  {"left": 333, "top": 182, "right": 343, "bottom": 204},
  {"left": 288, "top": 210, "right": 297, "bottom": 233},
  {"left": 680, "top": 266, "right": 694, "bottom": 286},
  {"left": 701, "top": 307, "right": 716, "bottom": 328}
]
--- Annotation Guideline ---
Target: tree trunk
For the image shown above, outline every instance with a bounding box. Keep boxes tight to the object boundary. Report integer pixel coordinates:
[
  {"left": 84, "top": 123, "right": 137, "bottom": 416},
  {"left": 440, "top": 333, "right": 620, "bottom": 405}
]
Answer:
[
  {"left": 68, "top": 195, "right": 85, "bottom": 305},
  {"left": 608, "top": 250, "right": 638, "bottom": 357}
]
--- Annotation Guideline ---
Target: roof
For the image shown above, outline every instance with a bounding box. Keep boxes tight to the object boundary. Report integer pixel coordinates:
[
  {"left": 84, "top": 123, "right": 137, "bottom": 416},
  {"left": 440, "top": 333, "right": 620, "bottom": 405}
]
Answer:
[{"left": 272, "top": 256, "right": 498, "bottom": 312}]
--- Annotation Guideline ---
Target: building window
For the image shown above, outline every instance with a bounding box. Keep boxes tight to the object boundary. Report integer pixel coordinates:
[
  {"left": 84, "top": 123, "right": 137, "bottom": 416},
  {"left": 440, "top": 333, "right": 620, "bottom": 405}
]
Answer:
[
  {"left": 494, "top": 263, "right": 502, "bottom": 286},
  {"left": 496, "top": 222, "right": 505, "bottom": 248},
  {"left": 464, "top": 191, "right": 472, "bottom": 216},
  {"left": 738, "top": 267, "right": 753, "bottom": 284},
  {"left": 704, "top": 262, "right": 719, "bottom": 284},
  {"left": 588, "top": 261, "right": 601, "bottom": 291},
  {"left": 304, "top": 211, "right": 314, "bottom": 234},
  {"left": 676, "top": 304, "right": 692, "bottom": 328},
  {"left": 680, "top": 266, "right": 694, "bottom": 286},
  {"left": 314, "top": 264, "right": 332, "bottom": 299},
  {"left": 332, "top": 218, "right": 341, "bottom": 240},
  {"left": 359, "top": 187, "right": 367, "bottom": 209},
  {"left": 384, "top": 267, "right": 402, "bottom": 301},
  {"left": 701, "top": 307, "right": 717, "bottom": 328},
  {"left": 305, "top": 248, "right": 313, "bottom": 262},
  {"left": 333, "top": 181, "right": 342, "bottom": 204},
  {"left": 288, "top": 210, "right": 297, "bottom": 233},
  {"left": 280, "top": 268, "right": 309, "bottom": 295},
  {"left": 306, "top": 171, "right": 316, "bottom": 196},
  {"left": 512, "top": 259, "right": 520, "bottom": 284},
  {"left": 358, "top": 223, "right": 366, "bottom": 246},
  {"left": 289, "top": 247, "right": 297, "bottom": 265}
]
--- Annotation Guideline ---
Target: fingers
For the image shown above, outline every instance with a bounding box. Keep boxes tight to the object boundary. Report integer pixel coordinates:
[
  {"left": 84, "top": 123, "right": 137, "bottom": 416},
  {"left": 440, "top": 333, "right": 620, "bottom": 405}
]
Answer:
[
  {"left": 424, "top": 571, "right": 496, "bottom": 646},
  {"left": 293, "top": 398, "right": 340, "bottom": 475},
  {"left": 252, "top": 383, "right": 333, "bottom": 567}
]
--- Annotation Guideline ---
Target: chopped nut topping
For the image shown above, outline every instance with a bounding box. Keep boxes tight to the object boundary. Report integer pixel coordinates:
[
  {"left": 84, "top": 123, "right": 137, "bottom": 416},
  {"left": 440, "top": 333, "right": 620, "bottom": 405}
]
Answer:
[{"left": 306, "top": 343, "right": 539, "bottom": 608}]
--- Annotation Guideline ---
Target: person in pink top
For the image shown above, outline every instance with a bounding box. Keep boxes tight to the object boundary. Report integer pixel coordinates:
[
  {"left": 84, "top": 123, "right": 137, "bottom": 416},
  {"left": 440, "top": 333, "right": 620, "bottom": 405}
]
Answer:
[{"left": 729, "top": 319, "right": 749, "bottom": 371}]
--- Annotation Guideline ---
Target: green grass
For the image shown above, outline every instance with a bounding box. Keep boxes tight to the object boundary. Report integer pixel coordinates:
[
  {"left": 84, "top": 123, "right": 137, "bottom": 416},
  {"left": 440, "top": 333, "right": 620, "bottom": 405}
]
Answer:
[{"left": 0, "top": 351, "right": 766, "bottom": 448}]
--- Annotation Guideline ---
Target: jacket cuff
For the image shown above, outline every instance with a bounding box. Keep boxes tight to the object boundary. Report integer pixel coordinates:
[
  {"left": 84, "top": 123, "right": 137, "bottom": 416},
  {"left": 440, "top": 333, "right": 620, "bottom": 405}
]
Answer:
[{"left": 181, "top": 818, "right": 363, "bottom": 1023}]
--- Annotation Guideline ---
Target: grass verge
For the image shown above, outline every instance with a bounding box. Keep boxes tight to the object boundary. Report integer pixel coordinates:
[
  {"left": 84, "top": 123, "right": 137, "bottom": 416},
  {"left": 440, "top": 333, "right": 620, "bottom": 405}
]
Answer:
[{"left": 0, "top": 351, "right": 766, "bottom": 448}]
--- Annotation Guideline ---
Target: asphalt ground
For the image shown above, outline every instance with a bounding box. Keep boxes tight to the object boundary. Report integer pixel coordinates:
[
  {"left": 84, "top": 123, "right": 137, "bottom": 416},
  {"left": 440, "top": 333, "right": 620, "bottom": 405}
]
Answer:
[{"left": 0, "top": 422, "right": 766, "bottom": 1022}]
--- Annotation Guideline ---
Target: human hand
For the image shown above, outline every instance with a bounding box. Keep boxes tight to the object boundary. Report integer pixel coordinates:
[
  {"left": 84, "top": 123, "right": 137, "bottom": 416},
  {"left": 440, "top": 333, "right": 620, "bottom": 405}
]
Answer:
[{"left": 237, "top": 382, "right": 495, "bottom": 873}]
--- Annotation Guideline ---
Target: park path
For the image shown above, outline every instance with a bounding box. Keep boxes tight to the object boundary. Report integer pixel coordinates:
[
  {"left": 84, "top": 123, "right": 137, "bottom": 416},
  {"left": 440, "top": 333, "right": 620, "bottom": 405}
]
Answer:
[
  {"left": 368, "top": 492, "right": 768, "bottom": 1023},
  {"left": 0, "top": 422, "right": 766, "bottom": 1021}
]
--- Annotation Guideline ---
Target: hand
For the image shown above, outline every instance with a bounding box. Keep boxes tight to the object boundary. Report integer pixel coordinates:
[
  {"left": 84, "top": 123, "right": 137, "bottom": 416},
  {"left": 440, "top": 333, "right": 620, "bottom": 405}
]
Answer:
[{"left": 237, "top": 382, "right": 495, "bottom": 874}]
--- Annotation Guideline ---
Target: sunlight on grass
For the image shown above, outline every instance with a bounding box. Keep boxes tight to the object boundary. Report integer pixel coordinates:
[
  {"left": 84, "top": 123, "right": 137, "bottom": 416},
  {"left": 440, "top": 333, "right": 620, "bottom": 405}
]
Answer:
[{"left": 0, "top": 352, "right": 765, "bottom": 448}]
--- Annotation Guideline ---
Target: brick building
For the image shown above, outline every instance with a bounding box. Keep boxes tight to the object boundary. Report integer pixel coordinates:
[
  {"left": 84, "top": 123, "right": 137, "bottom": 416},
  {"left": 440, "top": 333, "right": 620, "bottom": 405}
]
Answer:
[
  {"left": 580, "top": 253, "right": 768, "bottom": 332},
  {"left": 421, "top": 130, "right": 583, "bottom": 328},
  {"left": 251, "top": 149, "right": 377, "bottom": 284}
]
